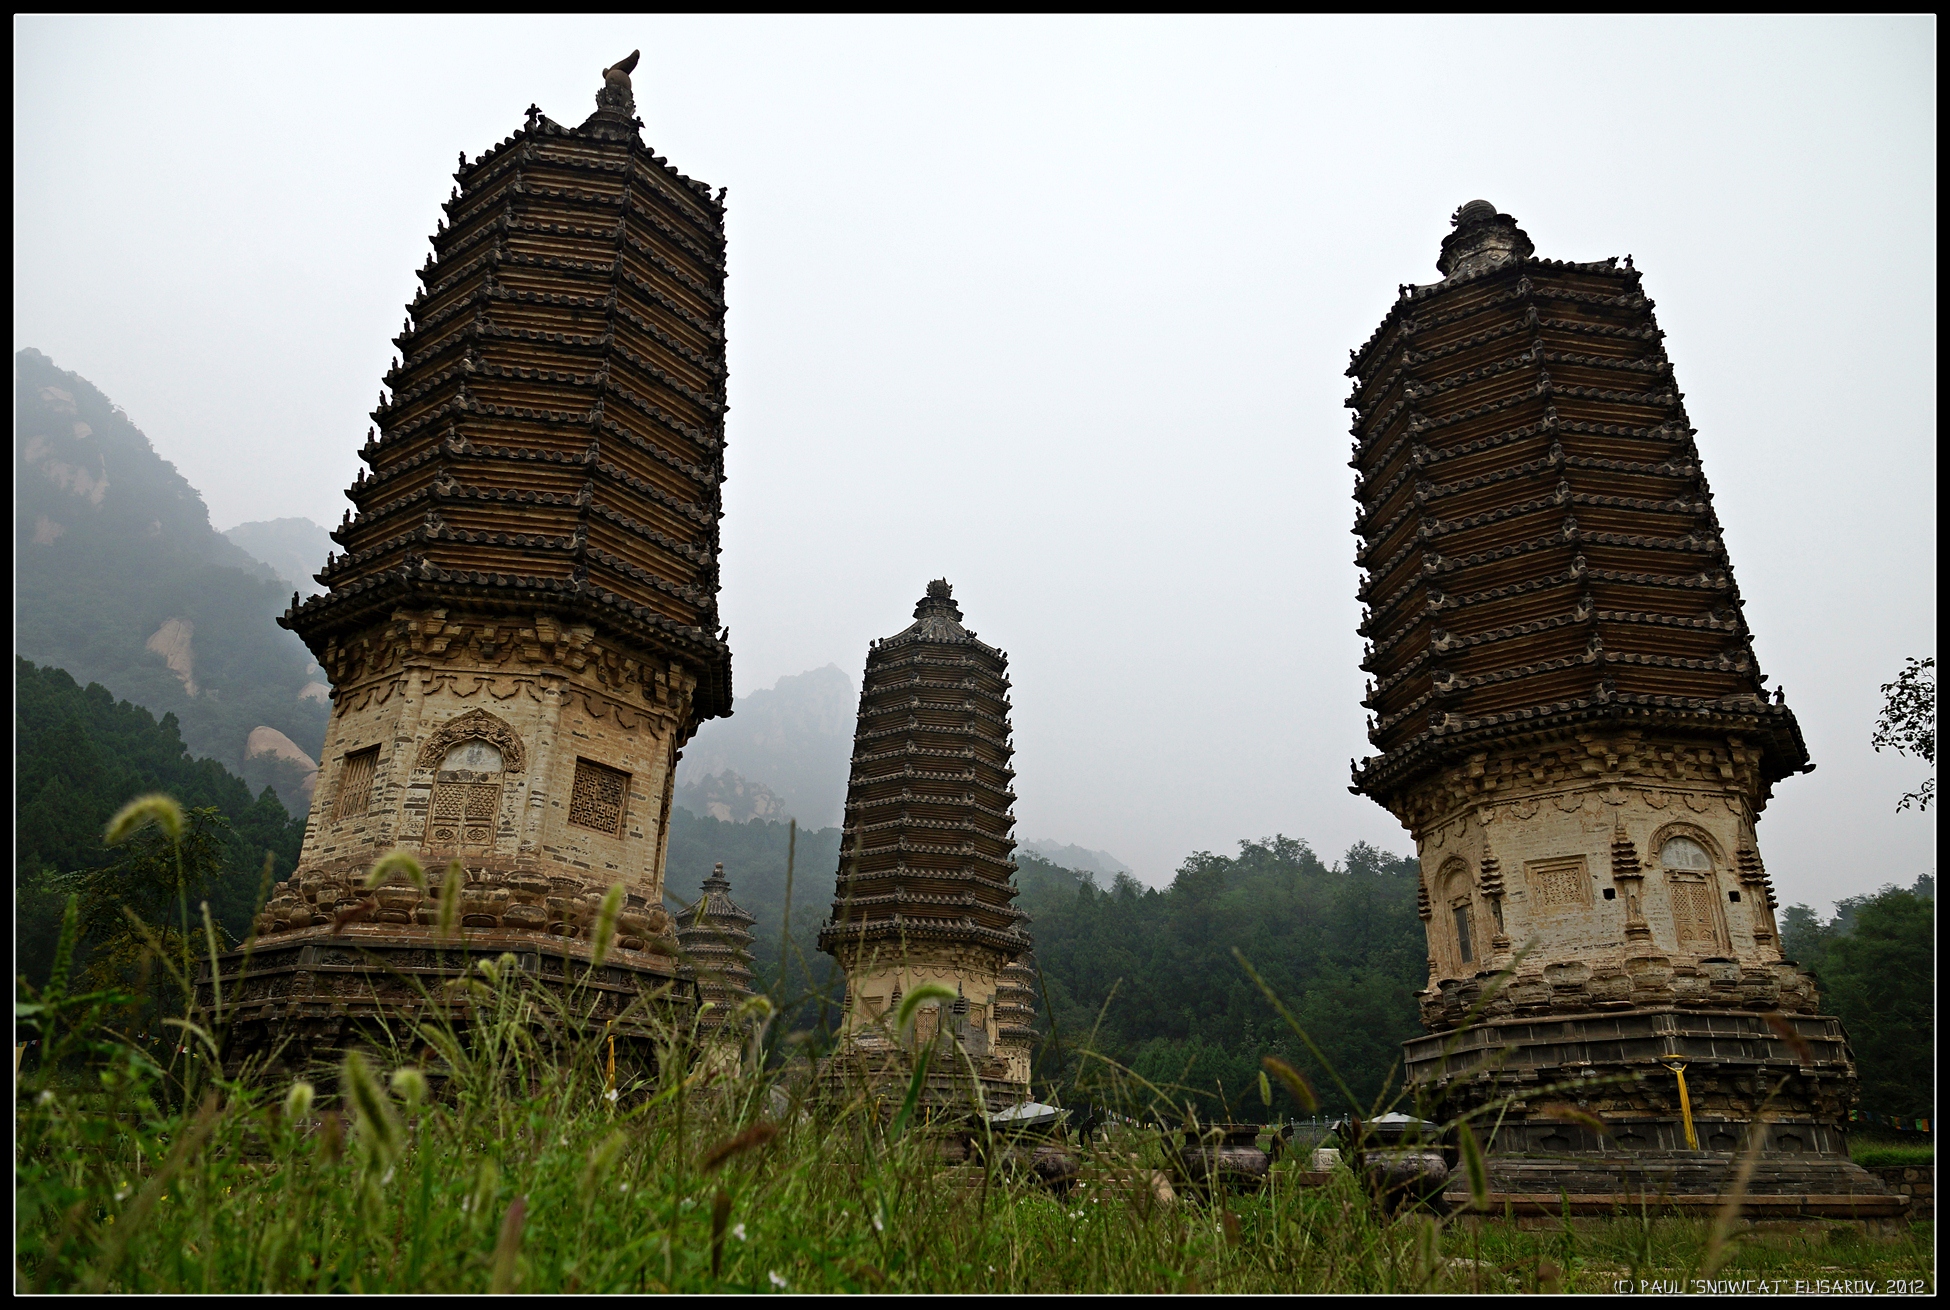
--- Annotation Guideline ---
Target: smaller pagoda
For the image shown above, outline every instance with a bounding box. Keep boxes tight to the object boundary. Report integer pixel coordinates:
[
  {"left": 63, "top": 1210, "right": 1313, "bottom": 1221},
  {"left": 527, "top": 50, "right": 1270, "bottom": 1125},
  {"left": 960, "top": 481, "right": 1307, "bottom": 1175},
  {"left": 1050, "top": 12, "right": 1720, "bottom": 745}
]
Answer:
[
  {"left": 818, "top": 580, "right": 1030, "bottom": 1109},
  {"left": 675, "top": 863, "right": 759, "bottom": 1034},
  {"left": 992, "top": 907, "right": 1040, "bottom": 1087}
]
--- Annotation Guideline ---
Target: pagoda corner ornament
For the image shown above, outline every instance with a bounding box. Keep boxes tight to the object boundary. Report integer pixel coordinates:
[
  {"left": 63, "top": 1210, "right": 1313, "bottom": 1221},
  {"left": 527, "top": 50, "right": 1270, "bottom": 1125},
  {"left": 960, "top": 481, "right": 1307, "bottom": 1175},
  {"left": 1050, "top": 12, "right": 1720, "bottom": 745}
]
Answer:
[
  {"left": 1342, "top": 202, "right": 1898, "bottom": 1214},
  {"left": 201, "top": 53, "right": 731, "bottom": 1075},
  {"left": 817, "top": 581, "right": 1035, "bottom": 1108}
]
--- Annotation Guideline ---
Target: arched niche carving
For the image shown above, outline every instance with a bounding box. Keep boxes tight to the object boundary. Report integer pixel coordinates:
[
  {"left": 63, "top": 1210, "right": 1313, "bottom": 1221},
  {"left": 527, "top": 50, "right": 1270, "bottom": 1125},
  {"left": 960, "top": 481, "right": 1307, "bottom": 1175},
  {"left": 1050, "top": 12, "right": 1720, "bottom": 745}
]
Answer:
[
  {"left": 1649, "top": 820, "right": 1728, "bottom": 954},
  {"left": 416, "top": 708, "right": 526, "bottom": 773},
  {"left": 1438, "top": 856, "right": 1477, "bottom": 968}
]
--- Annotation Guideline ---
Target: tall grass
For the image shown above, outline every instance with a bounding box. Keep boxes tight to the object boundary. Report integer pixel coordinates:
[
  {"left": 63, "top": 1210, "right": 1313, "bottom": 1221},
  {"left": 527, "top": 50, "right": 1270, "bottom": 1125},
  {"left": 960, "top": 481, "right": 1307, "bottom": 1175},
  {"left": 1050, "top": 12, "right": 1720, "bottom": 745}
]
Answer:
[{"left": 13, "top": 814, "right": 1937, "bottom": 1293}]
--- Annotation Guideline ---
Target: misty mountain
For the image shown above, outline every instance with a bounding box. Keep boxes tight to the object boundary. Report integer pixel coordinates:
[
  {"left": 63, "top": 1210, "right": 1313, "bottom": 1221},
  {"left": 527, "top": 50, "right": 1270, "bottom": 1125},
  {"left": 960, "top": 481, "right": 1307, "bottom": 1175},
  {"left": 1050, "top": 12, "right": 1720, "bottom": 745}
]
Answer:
[
  {"left": 676, "top": 664, "right": 857, "bottom": 828},
  {"left": 14, "top": 348, "right": 327, "bottom": 816},
  {"left": 675, "top": 769, "right": 791, "bottom": 824},
  {"left": 1019, "top": 839, "right": 1133, "bottom": 880},
  {"left": 224, "top": 517, "right": 333, "bottom": 598}
]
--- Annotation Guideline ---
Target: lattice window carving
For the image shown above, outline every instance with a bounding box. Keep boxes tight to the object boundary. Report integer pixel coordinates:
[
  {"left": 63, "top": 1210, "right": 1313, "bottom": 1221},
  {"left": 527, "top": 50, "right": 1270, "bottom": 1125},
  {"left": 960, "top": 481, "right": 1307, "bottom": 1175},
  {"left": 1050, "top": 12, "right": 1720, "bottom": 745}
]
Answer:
[
  {"left": 1525, "top": 856, "right": 1591, "bottom": 911},
  {"left": 428, "top": 780, "right": 501, "bottom": 848},
  {"left": 1670, "top": 879, "right": 1722, "bottom": 951},
  {"left": 334, "top": 746, "right": 379, "bottom": 820},
  {"left": 569, "top": 758, "right": 629, "bottom": 835}
]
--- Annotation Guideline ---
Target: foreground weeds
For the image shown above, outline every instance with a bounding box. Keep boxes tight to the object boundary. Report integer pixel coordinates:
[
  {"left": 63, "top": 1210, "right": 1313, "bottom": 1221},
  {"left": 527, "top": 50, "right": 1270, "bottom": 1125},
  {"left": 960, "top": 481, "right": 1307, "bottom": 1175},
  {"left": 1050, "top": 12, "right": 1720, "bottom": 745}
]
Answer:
[
  {"left": 15, "top": 952, "right": 1935, "bottom": 1294},
  {"left": 14, "top": 801, "right": 1937, "bottom": 1293}
]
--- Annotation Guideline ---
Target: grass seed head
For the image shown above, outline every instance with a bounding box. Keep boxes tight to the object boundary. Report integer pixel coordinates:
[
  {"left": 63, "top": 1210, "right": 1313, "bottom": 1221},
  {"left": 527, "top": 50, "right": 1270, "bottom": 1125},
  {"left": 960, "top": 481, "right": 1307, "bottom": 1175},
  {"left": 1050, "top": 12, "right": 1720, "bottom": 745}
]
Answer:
[
  {"left": 341, "top": 1049, "right": 403, "bottom": 1163},
  {"left": 283, "top": 1080, "right": 316, "bottom": 1122},
  {"left": 364, "top": 849, "right": 426, "bottom": 893},
  {"left": 390, "top": 1067, "right": 428, "bottom": 1116},
  {"left": 591, "top": 883, "right": 625, "bottom": 967},
  {"left": 437, "top": 860, "right": 464, "bottom": 939},
  {"left": 104, "top": 793, "right": 185, "bottom": 846}
]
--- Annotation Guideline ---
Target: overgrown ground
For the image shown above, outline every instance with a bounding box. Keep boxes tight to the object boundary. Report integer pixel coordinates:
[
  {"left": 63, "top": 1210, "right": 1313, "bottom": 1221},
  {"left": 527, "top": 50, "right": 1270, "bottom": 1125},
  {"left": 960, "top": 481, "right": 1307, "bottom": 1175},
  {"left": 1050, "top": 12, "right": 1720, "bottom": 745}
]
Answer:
[
  {"left": 17, "top": 967, "right": 1935, "bottom": 1294},
  {"left": 13, "top": 801, "right": 1937, "bottom": 1294}
]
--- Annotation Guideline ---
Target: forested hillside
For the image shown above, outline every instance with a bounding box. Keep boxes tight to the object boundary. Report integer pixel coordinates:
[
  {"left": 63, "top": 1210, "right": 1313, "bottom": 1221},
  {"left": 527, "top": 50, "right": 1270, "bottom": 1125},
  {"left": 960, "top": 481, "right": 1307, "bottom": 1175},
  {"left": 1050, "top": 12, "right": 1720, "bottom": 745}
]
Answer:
[
  {"left": 15, "top": 348, "right": 327, "bottom": 815},
  {"left": 661, "top": 812, "right": 1427, "bottom": 1112},
  {"left": 1019, "top": 838, "right": 1425, "bottom": 1121},
  {"left": 15, "top": 658, "right": 308, "bottom": 989},
  {"left": 1781, "top": 878, "right": 1935, "bottom": 1119}
]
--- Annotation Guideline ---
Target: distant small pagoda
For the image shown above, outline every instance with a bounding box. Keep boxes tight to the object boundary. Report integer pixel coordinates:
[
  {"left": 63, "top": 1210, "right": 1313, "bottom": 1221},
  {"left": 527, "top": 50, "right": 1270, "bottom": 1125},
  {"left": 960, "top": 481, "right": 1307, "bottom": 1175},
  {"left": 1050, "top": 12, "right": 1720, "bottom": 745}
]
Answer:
[
  {"left": 818, "top": 581, "right": 1031, "bottom": 1107},
  {"left": 676, "top": 862, "right": 759, "bottom": 1031},
  {"left": 992, "top": 908, "right": 1040, "bottom": 1087}
]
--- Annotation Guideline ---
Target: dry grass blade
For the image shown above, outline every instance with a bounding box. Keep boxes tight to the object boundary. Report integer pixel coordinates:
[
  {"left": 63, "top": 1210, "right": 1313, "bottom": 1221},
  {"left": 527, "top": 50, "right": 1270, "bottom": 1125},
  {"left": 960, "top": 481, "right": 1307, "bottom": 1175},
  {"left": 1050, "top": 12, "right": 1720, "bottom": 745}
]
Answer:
[
  {"left": 702, "top": 1121, "right": 779, "bottom": 1172},
  {"left": 332, "top": 898, "right": 377, "bottom": 934},
  {"left": 1533, "top": 1102, "right": 1612, "bottom": 1136},
  {"left": 490, "top": 1195, "right": 526, "bottom": 1293},
  {"left": 1761, "top": 1011, "right": 1815, "bottom": 1066},
  {"left": 1458, "top": 1118, "right": 1489, "bottom": 1211},
  {"left": 710, "top": 1189, "right": 732, "bottom": 1277},
  {"left": 1261, "top": 1056, "right": 1318, "bottom": 1114},
  {"left": 1703, "top": 1077, "right": 1789, "bottom": 1277}
]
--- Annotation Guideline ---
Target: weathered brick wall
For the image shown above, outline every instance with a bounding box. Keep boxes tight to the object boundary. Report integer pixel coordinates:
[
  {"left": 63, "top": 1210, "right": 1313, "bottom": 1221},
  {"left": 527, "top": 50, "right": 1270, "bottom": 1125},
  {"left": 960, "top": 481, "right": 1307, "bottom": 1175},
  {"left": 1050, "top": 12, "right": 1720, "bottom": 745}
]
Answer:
[{"left": 1868, "top": 1164, "right": 1933, "bottom": 1220}]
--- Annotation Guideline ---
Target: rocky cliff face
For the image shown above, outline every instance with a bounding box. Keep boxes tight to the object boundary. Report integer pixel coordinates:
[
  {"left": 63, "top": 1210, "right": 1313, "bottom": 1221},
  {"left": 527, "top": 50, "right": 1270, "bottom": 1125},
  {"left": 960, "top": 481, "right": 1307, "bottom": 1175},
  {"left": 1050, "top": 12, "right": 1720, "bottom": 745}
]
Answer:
[
  {"left": 15, "top": 347, "right": 326, "bottom": 814},
  {"left": 675, "top": 769, "right": 790, "bottom": 823},
  {"left": 676, "top": 664, "right": 856, "bottom": 827}
]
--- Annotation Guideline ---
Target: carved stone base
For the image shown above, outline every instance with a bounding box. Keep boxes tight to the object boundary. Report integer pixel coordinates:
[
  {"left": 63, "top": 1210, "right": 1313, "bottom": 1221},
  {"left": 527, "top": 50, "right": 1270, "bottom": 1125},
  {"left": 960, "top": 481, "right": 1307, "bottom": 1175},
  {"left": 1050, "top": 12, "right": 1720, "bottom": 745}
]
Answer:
[
  {"left": 197, "top": 924, "right": 696, "bottom": 1083},
  {"left": 1450, "top": 1155, "right": 1906, "bottom": 1220},
  {"left": 1405, "top": 1007, "right": 1900, "bottom": 1218},
  {"left": 813, "top": 1037, "right": 1028, "bottom": 1117}
]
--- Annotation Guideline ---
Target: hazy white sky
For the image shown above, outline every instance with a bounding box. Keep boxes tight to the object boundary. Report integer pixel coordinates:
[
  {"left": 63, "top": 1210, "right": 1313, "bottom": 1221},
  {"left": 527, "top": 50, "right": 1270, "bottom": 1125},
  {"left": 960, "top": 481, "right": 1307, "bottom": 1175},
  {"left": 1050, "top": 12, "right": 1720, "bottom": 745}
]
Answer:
[{"left": 14, "top": 16, "right": 1936, "bottom": 910}]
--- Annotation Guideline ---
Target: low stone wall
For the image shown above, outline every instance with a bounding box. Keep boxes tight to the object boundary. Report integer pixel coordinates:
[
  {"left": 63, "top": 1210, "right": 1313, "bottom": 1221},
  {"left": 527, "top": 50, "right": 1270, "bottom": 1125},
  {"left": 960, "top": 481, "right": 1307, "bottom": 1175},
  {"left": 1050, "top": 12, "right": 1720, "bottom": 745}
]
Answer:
[{"left": 1867, "top": 1165, "right": 1933, "bottom": 1221}]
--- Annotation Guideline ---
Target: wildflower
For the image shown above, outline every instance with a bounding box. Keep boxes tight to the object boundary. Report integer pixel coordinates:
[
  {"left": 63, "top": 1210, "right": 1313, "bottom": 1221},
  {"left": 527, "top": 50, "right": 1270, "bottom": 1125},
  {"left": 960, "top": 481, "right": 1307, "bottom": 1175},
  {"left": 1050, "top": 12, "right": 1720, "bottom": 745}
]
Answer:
[
  {"left": 37, "top": 1090, "right": 55, "bottom": 1106},
  {"left": 605, "top": 1088, "right": 619, "bottom": 1103},
  {"left": 620, "top": 1183, "right": 631, "bottom": 1194},
  {"left": 680, "top": 1196, "right": 697, "bottom": 1212},
  {"left": 731, "top": 1223, "right": 747, "bottom": 1242},
  {"left": 115, "top": 1184, "right": 132, "bottom": 1202},
  {"left": 768, "top": 1271, "right": 788, "bottom": 1290},
  {"left": 871, "top": 1206, "right": 885, "bottom": 1233}
]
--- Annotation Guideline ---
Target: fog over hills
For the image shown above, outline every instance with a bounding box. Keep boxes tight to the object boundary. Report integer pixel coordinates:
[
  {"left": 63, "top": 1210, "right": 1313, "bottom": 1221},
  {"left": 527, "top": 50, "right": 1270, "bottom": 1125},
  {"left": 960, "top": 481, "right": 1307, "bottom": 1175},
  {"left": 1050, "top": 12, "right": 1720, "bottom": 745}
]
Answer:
[
  {"left": 675, "top": 665, "right": 858, "bottom": 828},
  {"left": 224, "top": 517, "right": 334, "bottom": 599},
  {"left": 14, "top": 348, "right": 327, "bottom": 815},
  {"left": 674, "top": 662, "right": 1133, "bottom": 874}
]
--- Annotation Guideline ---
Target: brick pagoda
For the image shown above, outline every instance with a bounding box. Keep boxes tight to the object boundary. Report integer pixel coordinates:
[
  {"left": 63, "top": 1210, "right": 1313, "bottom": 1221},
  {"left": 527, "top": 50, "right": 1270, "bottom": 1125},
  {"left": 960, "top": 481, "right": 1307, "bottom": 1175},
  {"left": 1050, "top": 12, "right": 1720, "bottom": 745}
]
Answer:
[
  {"left": 205, "top": 53, "right": 730, "bottom": 1073},
  {"left": 1343, "top": 202, "right": 1897, "bottom": 1215},
  {"left": 818, "top": 581, "right": 1032, "bottom": 1107}
]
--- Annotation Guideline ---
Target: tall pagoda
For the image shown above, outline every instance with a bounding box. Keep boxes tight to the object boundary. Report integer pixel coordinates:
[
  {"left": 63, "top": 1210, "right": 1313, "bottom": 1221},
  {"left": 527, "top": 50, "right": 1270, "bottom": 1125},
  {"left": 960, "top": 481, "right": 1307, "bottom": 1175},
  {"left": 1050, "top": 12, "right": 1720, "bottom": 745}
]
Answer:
[
  {"left": 818, "top": 581, "right": 1031, "bottom": 1106},
  {"left": 207, "top": 53, "right": 729, "bottom": 1071},
  {"left": 676, "top": 863, "right": 759, "bottom": 1030},
  {"left": 1343, "top": 202, "right": 1896, "bottom": 1213}
]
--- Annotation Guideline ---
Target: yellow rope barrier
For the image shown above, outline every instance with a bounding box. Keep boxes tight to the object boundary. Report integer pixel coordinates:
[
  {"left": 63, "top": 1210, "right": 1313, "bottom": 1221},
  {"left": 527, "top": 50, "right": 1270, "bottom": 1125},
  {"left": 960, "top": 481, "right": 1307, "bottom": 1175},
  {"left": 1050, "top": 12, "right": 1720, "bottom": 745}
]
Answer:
[{"left": 1661, "top": 1058, "right": 1698, "bottom": 1149}]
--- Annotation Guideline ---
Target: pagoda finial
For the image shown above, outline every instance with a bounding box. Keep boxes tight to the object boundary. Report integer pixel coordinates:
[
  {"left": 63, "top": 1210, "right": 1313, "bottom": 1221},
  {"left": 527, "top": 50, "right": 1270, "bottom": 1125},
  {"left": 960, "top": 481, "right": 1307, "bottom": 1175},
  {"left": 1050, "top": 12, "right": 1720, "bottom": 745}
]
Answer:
[
  {"left": 1436, "top": 200, "right": 1534, "bottom": 280},
  {"left": 597, "top": 50, "right": 639, "bottom": 116},
  {"left": 580, "top": 49, "right": 643, "bottom": 138}
]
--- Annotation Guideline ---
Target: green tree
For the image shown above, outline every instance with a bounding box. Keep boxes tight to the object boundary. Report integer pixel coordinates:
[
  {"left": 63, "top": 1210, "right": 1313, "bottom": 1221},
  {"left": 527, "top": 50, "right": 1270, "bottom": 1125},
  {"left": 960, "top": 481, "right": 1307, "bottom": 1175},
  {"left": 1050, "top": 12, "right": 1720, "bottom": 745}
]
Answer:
[
  {"left": 15, "top": 658, "right": 304, "bottom": 990},
  {"left": 1872, "top": 655, "right": 1935, "bottom": 812},
  {"left": 1817, "top": 888, "right": 1935, "bottom": 1117}
]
